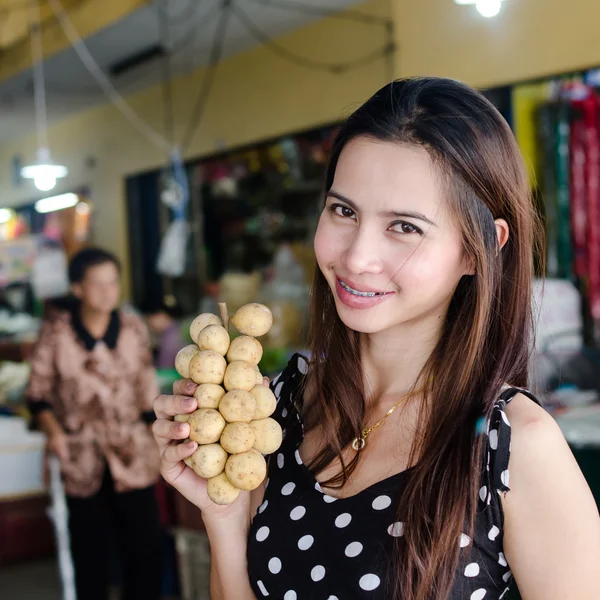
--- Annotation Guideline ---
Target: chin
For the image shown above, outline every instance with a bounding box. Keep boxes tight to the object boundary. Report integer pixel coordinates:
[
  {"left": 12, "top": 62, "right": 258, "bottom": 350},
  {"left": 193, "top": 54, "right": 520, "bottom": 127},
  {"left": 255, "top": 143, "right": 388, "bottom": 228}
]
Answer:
[{"left": 333, "top": 299, "right": 393, "bottom": 335}]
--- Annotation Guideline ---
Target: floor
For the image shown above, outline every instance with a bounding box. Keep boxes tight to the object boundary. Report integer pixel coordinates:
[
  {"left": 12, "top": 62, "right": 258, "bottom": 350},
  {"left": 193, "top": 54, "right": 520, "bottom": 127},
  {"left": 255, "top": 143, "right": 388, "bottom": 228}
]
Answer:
[
  {"left": 0, "top": 559, "right": 179, "bottom": 600},
  {"left": 0, "top": 559, "right": 67, "bottom": 600}
]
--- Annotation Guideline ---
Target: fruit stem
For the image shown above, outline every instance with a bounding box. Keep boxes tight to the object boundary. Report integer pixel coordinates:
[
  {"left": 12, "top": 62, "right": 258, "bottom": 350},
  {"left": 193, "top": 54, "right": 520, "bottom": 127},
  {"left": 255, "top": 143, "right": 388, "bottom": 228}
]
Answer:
[{"left": 219, "top": 302, "right": 229, "bottom": 332}]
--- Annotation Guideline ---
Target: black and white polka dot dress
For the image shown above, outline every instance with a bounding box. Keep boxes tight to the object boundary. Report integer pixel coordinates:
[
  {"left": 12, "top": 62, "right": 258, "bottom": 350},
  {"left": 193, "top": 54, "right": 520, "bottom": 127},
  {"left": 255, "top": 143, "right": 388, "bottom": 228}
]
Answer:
[{"left": 248, "top": 354, "right": 538, "bottom": 599}]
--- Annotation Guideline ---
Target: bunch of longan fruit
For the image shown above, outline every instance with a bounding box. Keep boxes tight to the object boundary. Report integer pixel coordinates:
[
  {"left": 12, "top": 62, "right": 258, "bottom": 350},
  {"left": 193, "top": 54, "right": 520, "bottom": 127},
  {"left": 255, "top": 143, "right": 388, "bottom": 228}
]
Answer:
[{"left": 174, "top": 303, "right": 282, "bottom": 505}]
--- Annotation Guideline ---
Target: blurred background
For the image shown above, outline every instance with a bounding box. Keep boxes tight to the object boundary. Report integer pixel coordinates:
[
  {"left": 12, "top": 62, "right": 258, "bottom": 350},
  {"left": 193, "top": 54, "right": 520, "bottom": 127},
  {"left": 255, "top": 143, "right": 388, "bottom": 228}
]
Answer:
[{"left": 0, "top": 0, "right": 599, "bottom": 598}]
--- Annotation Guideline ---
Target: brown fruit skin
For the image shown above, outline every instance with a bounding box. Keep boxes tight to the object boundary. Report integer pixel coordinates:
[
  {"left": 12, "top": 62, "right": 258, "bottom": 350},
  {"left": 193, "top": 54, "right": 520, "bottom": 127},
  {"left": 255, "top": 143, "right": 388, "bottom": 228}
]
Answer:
[
  {"left": 197, "top": 325, "right": 230, "bottom": 356},
  {"left": 227, "top": 336, "right": 263, "bottom": 365},
  {"left": 174, "top": 345, "right": 199, "bottom": 379},
  {"left": 189, "top": 350, "right": 227, "bottom": 385},
  {"left": 225, "top": 449, "right": 267, "bottom": 491},
  {"left": 223, "top": 360, "right": 256, "bottom": 392},
  {"left": 187, "top": 408, "right": 226, "bottom": 444},
  {"left": 207, "top": 473, "right": 240, "bottom": 505},
  {"left": 220, "top": 422, "right": 255, "bottom": 454},
  {"left": 194, "top": 383, "right": 226, "bottom": 409},
  {"left": 249, "top": 418, "right": 283, "bottom": 455},
  {"left": 218, "top": 390, "right": 257, "bottom": 423},
  {"left": 231, "top": 303, "right": 273, "bottom": 337},
  {"left": 250, "top": 385, "right": 277, "bottom": 420},
  {"left": 189, "top": 313, "right": 222, "bottom": 344}
]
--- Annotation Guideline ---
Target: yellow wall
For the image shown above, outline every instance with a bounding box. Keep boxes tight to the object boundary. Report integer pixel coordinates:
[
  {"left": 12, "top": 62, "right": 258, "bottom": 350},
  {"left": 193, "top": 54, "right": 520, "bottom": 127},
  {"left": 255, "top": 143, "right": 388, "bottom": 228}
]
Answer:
[
  {"left": 2, "top": 0, "right": 600, "bottom": 299},
  {"left": 391, "top": 0, "right": 600, "bottom": 88},
  {"left": 0, "top": 0, "right": 392, "bottom": 296}
]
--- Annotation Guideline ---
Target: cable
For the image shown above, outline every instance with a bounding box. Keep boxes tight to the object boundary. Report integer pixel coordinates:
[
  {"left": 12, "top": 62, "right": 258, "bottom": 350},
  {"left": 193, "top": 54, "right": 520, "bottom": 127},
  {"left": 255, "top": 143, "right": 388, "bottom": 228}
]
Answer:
[
  {"left": 157, "top": 0, "right": 174, "bottom": 148},
  {"left": 47, "top": 0, "right": 171, "bottom": 152},
  {"left": 163, "top": 0, "right": 205, "bottom": 28},
  {"left": 180, "top": 0, "right": 231, "bottom": 153},
  {"left": 232, "top": 1, "right": 393, "bottom": 74},
  {"left": 29, "top": 0, "right": 49, "bottom": 152},
  {"left": 248, "top": 0, "right": 391, "bottom": 27},
  {"left": 169, "top": 2, "right": 223, "bottom": 56}
]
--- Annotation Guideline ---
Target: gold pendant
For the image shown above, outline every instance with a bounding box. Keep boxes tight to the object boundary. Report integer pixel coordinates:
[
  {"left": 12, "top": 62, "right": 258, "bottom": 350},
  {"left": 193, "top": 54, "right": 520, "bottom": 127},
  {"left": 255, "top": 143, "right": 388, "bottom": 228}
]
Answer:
[{"left": 352, "top": 436, "right": 366, "bottom": 451}]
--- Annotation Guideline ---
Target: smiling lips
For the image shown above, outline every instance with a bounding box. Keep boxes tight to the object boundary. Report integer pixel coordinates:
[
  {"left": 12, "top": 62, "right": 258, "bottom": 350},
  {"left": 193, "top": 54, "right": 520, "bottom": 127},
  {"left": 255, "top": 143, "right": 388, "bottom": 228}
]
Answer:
[
  {"left": 338, "top": 279, "right": 389, "bottom": 297},
  {"left": 335, "top": 277, "right": 394, "bottom": 309}
]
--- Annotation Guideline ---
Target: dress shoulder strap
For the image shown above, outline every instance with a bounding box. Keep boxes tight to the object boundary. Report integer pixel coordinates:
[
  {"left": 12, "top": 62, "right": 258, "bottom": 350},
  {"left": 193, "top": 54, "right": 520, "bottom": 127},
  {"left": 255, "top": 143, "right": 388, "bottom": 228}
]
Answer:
[
  {"left": 269, "top": 353, "right": 308, "bottom": 427},
  {"left": 486, "top": 386, "right": 541, "bottom": 495}
]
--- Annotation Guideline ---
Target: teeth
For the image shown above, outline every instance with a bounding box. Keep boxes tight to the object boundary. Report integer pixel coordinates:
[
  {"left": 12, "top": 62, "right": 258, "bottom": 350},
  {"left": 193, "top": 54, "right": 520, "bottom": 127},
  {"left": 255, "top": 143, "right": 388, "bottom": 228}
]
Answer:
[{"left": 339, "top": 280, "right": 385, "bottom": 297}]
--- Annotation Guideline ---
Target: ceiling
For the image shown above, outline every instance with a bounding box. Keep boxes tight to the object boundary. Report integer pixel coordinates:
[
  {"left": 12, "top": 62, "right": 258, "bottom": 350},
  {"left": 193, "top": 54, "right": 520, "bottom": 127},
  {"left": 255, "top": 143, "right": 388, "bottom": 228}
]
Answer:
[{"left": 0, "top": 0, "right": 365, "bottom": 145}]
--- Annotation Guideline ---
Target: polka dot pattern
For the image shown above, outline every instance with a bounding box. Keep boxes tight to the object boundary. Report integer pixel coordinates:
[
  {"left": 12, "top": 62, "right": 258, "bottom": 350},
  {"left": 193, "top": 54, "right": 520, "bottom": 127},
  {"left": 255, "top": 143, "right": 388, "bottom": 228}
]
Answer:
[
  {"left": 372, "top": 495, "right": 392, "bottom": 510},
  {"left": 345, "top": 541, "right": 363, "bottom": 557},
  {"left": 335, "top": 513, "right": 352, "bottom": 528},
  {"left": 298, "top": 535, "right": 314, "bottom": 551},
  {"left": 359, "top": 574, "right": 381, "bottom": 591},
  {"left": 281, "top": 482, "right": 296, "bottom": 496},
  {"left": 268, "top": 557, "right": 282, "bottom": 574},
  {"left": 247, "top": 355, "right": 532, "bottom": 600}
]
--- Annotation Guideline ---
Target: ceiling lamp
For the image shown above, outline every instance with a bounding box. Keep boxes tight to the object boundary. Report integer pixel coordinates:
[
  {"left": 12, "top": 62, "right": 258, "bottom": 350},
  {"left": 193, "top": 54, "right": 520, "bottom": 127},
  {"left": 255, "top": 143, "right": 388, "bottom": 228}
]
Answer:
[
  {"left": 455, "top": 0, "right": 506, "bottom": 18},
  {"left": 21, "top": 147, "right": 68, "bottom": 192},
  {"left": 35, "top": 192, "right": 79, "bottom": 214},
  {"left": 20, "top": 1, "right": 67, "bottom": 192}
]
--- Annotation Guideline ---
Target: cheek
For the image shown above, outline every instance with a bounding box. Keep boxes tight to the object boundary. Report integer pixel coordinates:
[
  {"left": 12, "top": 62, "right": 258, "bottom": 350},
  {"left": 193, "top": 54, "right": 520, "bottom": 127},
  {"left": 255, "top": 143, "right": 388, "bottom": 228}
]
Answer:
[
  {"left": 390, "top": 243, "right": 465, "bottom": 290},
  {"left": 314, "top": 217, "right": 337, "bottom": 268}
]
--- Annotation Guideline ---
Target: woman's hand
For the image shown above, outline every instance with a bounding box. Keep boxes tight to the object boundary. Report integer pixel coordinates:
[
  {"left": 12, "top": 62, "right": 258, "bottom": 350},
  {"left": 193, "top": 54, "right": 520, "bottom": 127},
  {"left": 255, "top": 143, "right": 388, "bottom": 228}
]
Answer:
[{"left": 152, "top": 380, "right": 251, "bottom": 524}]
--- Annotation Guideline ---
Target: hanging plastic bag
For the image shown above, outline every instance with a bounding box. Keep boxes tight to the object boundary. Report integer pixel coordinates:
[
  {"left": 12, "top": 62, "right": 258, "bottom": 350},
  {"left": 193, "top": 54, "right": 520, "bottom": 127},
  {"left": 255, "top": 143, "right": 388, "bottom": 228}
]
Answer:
[{"left": 156, "top": 218, "right": 190, "bottom": 277}]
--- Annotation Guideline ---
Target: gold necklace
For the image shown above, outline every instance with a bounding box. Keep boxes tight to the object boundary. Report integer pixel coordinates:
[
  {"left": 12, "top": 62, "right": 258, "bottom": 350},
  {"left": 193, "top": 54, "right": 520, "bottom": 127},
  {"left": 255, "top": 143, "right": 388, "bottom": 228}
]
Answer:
[{"left": 351, "top": 383, "right": 427, "bottom": 452}]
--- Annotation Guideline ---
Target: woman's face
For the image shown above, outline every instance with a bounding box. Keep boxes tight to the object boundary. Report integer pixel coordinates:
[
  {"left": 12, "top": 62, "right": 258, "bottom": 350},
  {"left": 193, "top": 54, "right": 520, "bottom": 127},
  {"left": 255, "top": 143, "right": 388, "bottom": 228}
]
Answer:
[
  {"left": 73, "top": 262, "right": 121, "bottom": 314},
  {"left": 314, "top": 138, "right": 473, "bottom": 336}
]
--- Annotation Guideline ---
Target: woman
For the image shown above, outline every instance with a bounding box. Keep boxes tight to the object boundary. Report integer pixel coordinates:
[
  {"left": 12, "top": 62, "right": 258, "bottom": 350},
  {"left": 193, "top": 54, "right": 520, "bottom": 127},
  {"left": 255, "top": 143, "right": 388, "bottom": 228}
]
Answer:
[
  {"left": 26, "top": 247, "right": 162, "bottom": 600},
  {"left": 153, "top": 78, "right": 600, "bottom": 599}
]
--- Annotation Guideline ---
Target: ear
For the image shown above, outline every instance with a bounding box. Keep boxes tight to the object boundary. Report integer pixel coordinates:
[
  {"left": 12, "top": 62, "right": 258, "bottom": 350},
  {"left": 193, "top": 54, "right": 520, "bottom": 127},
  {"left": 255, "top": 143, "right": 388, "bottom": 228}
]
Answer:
[
  {"left": 72, "top": 283, "right": 83, "bottom": 299},
  {"left": 494, "top": 218, "right": 509, "bottom": 252}
]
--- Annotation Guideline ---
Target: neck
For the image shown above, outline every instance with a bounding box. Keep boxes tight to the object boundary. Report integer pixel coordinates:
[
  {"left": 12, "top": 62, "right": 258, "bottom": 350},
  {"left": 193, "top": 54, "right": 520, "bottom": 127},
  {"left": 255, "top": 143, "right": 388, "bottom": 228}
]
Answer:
[
  {"left": 80, "top": 304, "right": 112, "bottom": 335},
  {"left": 360, "top": 313, "right": 444, "bottom": 400}
]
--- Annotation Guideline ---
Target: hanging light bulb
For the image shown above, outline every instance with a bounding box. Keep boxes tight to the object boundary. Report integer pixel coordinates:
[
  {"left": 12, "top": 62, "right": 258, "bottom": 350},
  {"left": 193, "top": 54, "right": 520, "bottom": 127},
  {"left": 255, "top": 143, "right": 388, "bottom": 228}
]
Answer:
[
  {"left": 20, "top": 1, "right": 68, "bottom": 191},
  {"left": 21, "top": 147, "right": 68, "bottom": 191},
  {"left": 454, "top": 0, "right": 505, "bottom": 18},
  {"left": 476, "top": 0, "right": 502, "bottom": 17}
]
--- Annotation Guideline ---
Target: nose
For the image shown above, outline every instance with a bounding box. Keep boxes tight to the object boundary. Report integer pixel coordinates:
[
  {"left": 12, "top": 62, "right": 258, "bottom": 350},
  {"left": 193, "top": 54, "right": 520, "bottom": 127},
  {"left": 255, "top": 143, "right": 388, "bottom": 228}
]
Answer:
[{"left": 342, "top": 225, "right": 384, "bottom": 275}]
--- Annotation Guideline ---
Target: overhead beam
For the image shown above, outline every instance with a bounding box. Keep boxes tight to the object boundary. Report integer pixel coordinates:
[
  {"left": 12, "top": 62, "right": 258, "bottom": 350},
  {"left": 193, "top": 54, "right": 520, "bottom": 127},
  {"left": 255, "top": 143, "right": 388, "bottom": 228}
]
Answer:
[{"left": 0, "top": 0, "right": 150, "bottom": 84}]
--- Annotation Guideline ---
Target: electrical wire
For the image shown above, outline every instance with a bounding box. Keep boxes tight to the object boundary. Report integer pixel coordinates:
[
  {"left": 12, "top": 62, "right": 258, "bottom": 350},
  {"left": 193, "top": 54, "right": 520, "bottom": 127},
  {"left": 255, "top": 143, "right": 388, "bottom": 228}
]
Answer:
[
  {"left": 248, "top": 0, "right": 390, "bottom": 27},
  {"left": 232, "top": 1, "right": 394, "bottom": 74},
  {"left": 157, "top": 0, "right": 174, "bottom": 148},
  {"left": 29, "top": 0, "right": 49, "bottom": 152},
  {"left": 169, "top": 1, "right": 223, "bottom": 56},
  {"left": 180, "top": 0, "right": 231, "bottom": 153},
  {"left": 47, "top": 0, "right": 172, "bottom": 152}
]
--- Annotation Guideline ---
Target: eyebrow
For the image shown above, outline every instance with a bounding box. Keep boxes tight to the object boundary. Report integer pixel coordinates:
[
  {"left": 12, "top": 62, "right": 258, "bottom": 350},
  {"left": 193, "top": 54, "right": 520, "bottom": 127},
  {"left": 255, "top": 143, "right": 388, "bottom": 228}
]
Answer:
[{"left": 326, "top": 189, "right": 437, "bottom": 227}]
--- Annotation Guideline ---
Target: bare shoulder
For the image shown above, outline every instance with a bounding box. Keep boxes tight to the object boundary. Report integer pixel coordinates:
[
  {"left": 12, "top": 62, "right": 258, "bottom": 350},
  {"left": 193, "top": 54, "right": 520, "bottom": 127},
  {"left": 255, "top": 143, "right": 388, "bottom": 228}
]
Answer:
[
  {"left": 503, "top": 391, "right": 582, "bottom": 492},
  {"left": 501, "top": 393, "right": 600, "bottom": 598}
]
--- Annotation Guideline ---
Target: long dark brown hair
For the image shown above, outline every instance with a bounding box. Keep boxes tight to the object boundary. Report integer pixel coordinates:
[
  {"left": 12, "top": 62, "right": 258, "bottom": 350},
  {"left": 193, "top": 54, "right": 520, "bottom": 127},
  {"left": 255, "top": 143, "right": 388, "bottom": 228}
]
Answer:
[{"left": 306, "top": 77, "right": 544, "bottom": 599}]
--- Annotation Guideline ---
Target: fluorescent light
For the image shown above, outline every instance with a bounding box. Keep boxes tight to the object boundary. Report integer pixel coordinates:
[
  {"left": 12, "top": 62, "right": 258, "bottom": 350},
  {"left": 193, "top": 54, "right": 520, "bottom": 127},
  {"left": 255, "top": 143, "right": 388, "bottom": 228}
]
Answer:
[
  {"left": 0, "top": 209, "right": 13, "bottom": 224},
  {"left": 35, "top": 193, "right": 79, "bottom": 214}
]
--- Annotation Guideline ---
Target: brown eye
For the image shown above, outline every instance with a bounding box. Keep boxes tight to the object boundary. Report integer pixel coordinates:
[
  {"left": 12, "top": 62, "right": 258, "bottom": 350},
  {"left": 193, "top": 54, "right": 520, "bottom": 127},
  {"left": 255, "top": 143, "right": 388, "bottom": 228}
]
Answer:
[
  {"left": 333, "top": 205, "right": 356, "bottom": 219},
  {"left": 390, "top": 221, "right": 422, "bottom": 235}
]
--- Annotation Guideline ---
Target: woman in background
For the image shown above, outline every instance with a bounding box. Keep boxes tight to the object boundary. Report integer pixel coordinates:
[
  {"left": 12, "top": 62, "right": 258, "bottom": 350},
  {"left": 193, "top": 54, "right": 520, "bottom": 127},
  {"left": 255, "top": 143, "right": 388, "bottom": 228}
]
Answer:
[{"left": 26, "top": 247, "right": 162, "bottom": 600}]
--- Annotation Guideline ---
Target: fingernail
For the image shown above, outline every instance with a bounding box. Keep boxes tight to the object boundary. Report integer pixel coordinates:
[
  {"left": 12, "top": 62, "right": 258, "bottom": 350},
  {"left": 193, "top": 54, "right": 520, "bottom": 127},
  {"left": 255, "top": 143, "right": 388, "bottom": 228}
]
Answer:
[
  {"left": 186, "top": 381, "right": 197, "bottom": 393},
  {"left": 177, "top": 423, "right": 187, "bottom": 434},
  {"left": 187, "top": 441, "right": 197, "bottom": 450},
  {"left": 183, "top": 397, "right": 194, "bottom": 409}
]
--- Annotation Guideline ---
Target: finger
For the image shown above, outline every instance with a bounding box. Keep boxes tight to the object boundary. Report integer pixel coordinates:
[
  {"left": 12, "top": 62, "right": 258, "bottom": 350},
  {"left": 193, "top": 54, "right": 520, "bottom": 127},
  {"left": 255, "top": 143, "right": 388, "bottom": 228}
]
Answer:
[
  {"left": 153, "top": 419, "right": 190, "bottom": 445},
  {"left": 154, "top": 394, "right": 197, "bottom": 420},
  {"left": 162, "top": 440, "right": 197, "bottom": 466},
  {"left": 173, "top": 379, "right": 197, "bottom": 396},
  {"left": 262, "top": 376, "right": 270, "bottom": 387}
]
